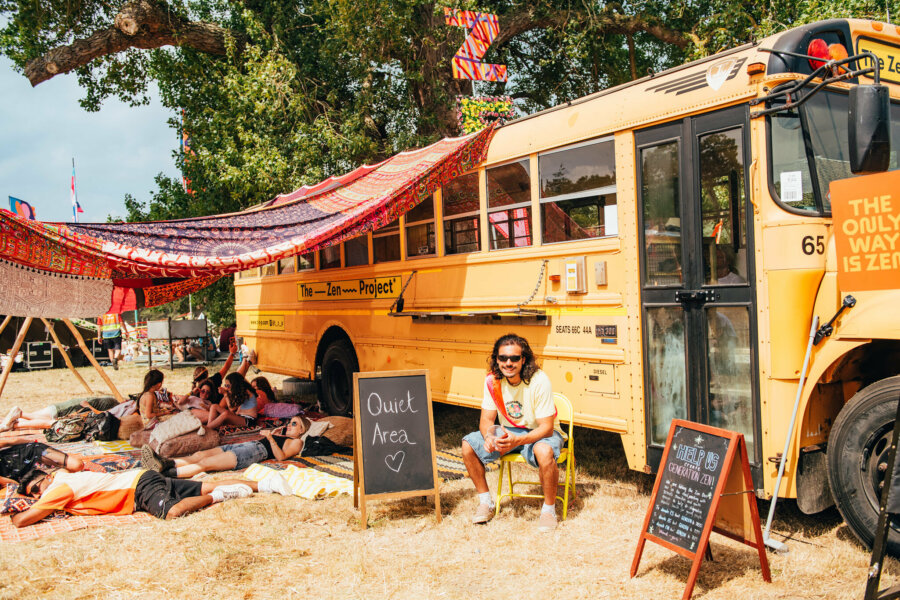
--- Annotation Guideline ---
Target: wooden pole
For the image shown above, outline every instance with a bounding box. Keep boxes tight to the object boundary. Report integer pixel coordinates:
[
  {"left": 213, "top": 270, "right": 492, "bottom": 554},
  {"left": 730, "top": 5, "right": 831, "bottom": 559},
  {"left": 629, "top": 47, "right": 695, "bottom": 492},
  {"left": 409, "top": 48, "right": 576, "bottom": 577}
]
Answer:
[
  {"left": 0, "top": 315, "right": 12, "bottom": 338},
  {"left": 62, "top": 318, "right": 124, "bottom": 403},
  {"left": 0, "top": 317, "right": 33, "bottom": 399},
  {"left": 41, "top": 318, "right": 93, "bottom": 395}
]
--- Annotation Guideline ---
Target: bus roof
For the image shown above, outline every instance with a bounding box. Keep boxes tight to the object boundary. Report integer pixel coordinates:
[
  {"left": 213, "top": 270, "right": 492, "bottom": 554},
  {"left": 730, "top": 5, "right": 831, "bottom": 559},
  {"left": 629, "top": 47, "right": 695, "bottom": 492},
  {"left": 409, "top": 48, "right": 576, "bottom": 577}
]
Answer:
[{"left": 485, "top": 18, "right": 897, "bottom": 165}]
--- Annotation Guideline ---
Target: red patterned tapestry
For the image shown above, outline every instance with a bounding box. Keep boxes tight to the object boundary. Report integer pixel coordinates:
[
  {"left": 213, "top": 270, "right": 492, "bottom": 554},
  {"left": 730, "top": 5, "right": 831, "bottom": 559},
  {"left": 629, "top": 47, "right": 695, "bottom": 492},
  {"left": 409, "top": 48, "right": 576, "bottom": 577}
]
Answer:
[{"left": 0, "top": 128, "right": 494, "bottom": 317}]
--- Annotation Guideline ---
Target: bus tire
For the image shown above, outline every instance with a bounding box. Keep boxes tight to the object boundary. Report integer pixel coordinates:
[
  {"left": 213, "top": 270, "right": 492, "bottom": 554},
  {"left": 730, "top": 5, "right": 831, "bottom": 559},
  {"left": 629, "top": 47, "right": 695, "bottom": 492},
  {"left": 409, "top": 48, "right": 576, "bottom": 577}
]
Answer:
[
  {"left": 320, "top": 339, "right": 357, "bottom": 416},
  {"left": 827, "top": 375, "right": 900, "bottom": 555}
]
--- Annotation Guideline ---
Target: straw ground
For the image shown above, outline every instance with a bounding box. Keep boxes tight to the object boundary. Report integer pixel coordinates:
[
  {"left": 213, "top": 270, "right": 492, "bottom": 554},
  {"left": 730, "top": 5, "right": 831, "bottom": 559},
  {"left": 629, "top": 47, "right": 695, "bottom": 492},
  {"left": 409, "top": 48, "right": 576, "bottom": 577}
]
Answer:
[{"left": 0, "top": 365, "right": 897, "bottom": 599}]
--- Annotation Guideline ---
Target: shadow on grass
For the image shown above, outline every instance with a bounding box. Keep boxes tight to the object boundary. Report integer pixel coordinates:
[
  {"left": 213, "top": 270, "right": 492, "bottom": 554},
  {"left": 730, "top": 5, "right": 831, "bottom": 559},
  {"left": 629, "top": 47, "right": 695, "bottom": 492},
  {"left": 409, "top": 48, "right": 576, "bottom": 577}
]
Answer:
[{"left": 637, "top": 542, "right": 771, "bottom": 598}]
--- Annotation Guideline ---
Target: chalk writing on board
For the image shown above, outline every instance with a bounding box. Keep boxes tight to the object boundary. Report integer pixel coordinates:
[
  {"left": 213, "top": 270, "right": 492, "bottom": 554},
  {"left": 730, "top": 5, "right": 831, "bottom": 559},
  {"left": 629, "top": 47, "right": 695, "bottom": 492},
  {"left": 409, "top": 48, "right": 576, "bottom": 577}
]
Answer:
[
  {"left": 647, "top": 427, "right": 729, "bottom": 552},
  {"left": 369, "top": 392, "right": 420, "bottom": 448}
]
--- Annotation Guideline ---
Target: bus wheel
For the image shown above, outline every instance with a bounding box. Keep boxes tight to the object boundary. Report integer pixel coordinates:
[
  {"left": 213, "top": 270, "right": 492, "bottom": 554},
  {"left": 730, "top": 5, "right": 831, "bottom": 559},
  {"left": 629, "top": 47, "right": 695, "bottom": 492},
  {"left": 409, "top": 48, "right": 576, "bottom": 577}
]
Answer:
[
  {"left": 320, "top": 339, "right": 357, "bottom": 416},
  {"left": 827, "top": 375, "right": 900, "bottom": 555}
]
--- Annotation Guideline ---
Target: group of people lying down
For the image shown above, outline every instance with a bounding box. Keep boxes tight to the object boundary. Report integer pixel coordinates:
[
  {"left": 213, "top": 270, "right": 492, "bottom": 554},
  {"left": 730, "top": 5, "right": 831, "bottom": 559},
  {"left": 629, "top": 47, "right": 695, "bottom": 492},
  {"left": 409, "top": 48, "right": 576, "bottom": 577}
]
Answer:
[{"left": 0, "top": 343, "right": 318, "bottom": 527}]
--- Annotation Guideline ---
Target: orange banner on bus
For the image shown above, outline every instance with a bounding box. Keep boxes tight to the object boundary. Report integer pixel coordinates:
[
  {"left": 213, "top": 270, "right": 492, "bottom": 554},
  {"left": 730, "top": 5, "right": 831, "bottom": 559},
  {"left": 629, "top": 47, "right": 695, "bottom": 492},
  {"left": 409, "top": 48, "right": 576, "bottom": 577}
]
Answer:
[{"left": 831, "top": 170, "right": 900, "bottom": 291}]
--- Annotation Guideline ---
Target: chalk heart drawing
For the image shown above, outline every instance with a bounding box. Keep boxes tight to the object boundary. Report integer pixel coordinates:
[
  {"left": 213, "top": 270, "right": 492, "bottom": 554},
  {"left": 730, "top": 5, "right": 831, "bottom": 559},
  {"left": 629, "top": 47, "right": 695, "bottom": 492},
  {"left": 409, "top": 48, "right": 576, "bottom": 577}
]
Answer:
[{"left": 385, "top": 451, "right": 405, "bottom": 473}]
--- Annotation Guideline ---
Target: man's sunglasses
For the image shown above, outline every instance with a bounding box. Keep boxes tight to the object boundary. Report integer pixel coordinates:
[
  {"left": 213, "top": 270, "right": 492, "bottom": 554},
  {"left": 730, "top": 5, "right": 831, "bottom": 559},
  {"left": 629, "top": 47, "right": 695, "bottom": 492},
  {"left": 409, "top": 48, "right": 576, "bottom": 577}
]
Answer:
[
  {"left": 497, "top": 355, "right": 522, "bottom": 363},
  {"left": 25, "top": 476, "right": 45, "bottom": 497}
]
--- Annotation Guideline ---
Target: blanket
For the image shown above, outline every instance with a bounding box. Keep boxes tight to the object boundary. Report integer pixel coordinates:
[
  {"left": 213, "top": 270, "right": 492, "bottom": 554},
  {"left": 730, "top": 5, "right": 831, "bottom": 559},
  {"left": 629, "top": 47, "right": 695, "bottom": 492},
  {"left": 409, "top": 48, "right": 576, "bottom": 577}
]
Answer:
[{"left": 243, "top": 463, "right": 352, "bottom": 500}]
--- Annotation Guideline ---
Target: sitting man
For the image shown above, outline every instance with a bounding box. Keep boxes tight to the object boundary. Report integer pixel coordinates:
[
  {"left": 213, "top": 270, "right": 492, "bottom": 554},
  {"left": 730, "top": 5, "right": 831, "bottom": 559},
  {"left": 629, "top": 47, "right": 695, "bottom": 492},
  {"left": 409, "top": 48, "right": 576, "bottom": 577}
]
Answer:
[
  {"left": 0, "top": 440, "right": 84, "bottom": 486},
  {"left": 11, "top": 466, "right": 293, "bottom": 527},
  {"left": 461, "top": 333, "right": 565, "bottom": 532}
]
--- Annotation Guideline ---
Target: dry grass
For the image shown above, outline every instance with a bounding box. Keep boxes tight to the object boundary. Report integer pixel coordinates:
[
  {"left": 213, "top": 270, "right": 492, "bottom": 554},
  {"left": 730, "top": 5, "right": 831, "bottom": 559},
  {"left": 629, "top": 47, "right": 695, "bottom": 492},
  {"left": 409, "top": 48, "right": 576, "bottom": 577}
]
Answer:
[{"left": 0, "top": 365, "right": 898, "bottom": 599}]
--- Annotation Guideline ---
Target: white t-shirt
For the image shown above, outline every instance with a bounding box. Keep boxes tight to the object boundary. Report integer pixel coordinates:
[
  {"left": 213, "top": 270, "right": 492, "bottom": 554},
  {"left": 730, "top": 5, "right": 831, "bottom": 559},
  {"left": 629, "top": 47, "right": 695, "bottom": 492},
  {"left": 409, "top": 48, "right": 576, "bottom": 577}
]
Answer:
[{"left": 482, "top": 369, "right": 556, "bottom": 431}]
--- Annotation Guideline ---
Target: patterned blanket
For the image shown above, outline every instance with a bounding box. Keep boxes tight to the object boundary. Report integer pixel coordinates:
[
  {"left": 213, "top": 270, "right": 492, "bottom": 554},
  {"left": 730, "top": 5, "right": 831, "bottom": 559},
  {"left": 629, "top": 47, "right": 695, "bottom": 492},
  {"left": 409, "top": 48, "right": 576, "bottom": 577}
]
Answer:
[{"left": 0, "top": 127, "right": 494, "bottom": 316}]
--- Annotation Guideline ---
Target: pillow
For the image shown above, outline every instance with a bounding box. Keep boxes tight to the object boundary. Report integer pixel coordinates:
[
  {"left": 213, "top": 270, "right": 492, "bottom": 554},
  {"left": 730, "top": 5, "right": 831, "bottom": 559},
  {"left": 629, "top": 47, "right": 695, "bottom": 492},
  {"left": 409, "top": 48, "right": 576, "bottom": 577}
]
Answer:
[
  {"left": 117, "top": 413, "right": 144, "bottom": 440},
  {"left": 130, "top": 429, "right": 220, "bottom": 458},
  {"left": 149, "top": 411, "right": 204, "bottom": 446},
  {"left": 318, "top": 416, "right": 353, "bottom": 447},
  {"left": 0, "top": 483, "right": 36, "bottom": 514},
  {"left": 261, "top": 402, "right": 301, "bottom": 419}
]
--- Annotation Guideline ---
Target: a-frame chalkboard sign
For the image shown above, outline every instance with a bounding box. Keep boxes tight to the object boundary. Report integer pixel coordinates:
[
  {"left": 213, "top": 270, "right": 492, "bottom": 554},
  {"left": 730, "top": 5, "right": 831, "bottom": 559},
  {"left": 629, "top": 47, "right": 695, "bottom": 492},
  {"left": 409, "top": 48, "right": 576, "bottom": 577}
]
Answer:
[
  {"left": 352, "top": 370, "right": 441, "bottom": 528},
  {"left": 631, "top": 420, "right": 771, "bottom": 600}
]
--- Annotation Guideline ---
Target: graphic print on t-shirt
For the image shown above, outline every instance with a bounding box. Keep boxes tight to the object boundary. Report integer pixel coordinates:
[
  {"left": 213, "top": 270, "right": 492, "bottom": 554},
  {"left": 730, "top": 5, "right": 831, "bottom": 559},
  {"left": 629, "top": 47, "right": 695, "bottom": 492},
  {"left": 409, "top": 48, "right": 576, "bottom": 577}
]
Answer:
[{"left": 506, "top": 400, "right": 524, "bottom": 420}]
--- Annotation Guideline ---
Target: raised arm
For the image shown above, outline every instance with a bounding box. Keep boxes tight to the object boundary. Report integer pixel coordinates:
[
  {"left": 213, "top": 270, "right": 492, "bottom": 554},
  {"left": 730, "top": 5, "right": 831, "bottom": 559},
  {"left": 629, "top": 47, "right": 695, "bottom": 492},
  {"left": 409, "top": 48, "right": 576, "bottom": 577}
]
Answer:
[
  {"left": 217, "top": 340, "right": 238, "bottom": 378},
  {"left": 261, "top": 430, "right": 303, "bottom": 461}
]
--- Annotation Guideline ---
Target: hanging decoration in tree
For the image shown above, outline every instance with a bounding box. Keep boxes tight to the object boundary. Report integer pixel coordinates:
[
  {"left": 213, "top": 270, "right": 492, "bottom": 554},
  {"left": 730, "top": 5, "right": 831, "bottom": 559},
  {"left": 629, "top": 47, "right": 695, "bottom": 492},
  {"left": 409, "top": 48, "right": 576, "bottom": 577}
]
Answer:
[
  {"left": 456, "top": 95, "right": 516, "bottom": 134},
  {"left": 443, "top": 8, "right": 507, "bottom": 82}
]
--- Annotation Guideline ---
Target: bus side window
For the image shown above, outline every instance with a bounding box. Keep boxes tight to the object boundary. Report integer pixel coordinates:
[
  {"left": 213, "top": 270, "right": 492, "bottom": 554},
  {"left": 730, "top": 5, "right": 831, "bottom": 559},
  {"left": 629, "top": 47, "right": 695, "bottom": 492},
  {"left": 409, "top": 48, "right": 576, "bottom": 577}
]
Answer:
[
  {"left": 443, "top": 172, "right": 480, "bottom": 255},
  {"left": 345, "top": 235, "right": 369, "bottom": 266},
  {"left": 319, "top": 245, "right": 341, "bottom": 269},
  {"left": 373, "top": 217, "right": 401, "bottom": 263},
  {"left": 278, "top": 256, "right": 296, "bottom": 275},
  {"left": 487, "top": 159, "right": 532, "bottom": 249},
  {"left": 405, "top": 196, "right": 436, "bottom": 258},
  {"left": 261, "top": 261, "right": 277, "bottom": 276},
  {"left": 297, "top": 252, "right": 315, "bottom": 271},
  {"left": 539, "top": 138, "right": 617, "bottom": 243}
]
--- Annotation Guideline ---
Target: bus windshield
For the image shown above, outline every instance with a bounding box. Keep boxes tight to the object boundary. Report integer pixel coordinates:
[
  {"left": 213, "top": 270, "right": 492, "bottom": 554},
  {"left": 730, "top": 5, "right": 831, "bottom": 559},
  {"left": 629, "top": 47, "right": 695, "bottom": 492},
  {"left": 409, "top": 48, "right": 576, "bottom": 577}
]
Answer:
[{"left": 769, "top": 89, "right": 900, "bottom": 214}]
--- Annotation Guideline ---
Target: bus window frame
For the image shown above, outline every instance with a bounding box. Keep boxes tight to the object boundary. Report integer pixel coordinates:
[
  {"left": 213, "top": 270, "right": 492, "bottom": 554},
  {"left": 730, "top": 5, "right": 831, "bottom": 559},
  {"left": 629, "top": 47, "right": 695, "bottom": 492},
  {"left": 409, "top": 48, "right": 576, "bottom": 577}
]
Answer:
[
  {"left": 487, "top": 157, "right": 533, "bottom": 251},
  {"left": 373, "top": 216, "right": 402, "bottom": 264},
  {"left": 404, "top": 195, "right": 437, "bottom": 260},
  {"left": 537, "top": 136, "right": 618, "bottom": 245},
  {"left": 442, "top": 170, "right": 481, "bottom": 255}
]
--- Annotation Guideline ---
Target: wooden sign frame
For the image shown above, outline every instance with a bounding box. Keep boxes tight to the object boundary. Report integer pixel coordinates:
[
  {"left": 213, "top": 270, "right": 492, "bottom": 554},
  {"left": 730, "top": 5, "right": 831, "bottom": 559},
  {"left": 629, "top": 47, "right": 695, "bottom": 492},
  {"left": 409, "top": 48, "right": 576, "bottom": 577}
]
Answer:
[
  {"left": 352, "top": 369, "right": 441, "bottom": 528},
  {"left": 631, "top": 420, "right": 770, "bottom": 600}
]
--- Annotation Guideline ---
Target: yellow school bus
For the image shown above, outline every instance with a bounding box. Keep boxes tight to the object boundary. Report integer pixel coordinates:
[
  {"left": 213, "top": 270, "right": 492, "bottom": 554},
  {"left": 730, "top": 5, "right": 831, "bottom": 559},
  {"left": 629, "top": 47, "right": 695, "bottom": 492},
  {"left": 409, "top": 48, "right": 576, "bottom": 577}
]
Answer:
[{"left": 236, "top": 19, "right": 900, "bottom": 550}]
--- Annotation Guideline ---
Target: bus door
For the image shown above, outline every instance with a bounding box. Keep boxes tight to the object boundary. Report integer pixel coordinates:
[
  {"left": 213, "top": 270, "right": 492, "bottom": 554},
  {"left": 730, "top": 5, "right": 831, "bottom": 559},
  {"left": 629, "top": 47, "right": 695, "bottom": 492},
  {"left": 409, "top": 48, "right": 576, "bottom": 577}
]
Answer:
[{"left": 636, "top": 106, "right": 761, "bottom": 482}]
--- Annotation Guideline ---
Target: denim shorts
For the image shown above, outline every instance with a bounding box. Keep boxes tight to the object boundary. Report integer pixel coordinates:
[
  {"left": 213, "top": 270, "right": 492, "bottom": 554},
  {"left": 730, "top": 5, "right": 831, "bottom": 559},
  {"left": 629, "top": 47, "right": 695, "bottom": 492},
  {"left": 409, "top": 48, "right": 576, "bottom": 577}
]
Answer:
[
  {"left": 463, "top": 427, "right": 565, "bottom": 468},
  {"left": 220, "top": 440, "right": 268, "bottom": 470}
]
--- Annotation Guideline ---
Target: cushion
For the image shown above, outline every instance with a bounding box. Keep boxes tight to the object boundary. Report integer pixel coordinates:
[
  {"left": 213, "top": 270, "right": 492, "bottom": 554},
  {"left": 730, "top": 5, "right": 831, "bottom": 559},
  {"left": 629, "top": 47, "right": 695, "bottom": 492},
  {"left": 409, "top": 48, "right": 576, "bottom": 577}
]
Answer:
[
  {"left": 260, "top": 402, "right": 301, "bottom": 418},
  {"left": 148, "top": 411, "right": 204, "bottom": 446},
  {"left": 117, "top": 413, "right": 144, "bottom": 440},
  {"left": 129, "top": 428, "right": 220, "bottom": 458},
  {"left": 1, "top": 483, "right": 36, "bottom": 514},
  {"left": 318, "top": 416, "right": 353, "bottom": 447}
]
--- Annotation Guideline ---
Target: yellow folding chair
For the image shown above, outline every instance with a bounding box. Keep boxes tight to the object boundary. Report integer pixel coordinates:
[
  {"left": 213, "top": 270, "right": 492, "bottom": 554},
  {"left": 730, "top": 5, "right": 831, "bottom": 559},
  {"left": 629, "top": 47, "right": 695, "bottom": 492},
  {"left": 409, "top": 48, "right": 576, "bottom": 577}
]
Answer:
[{"left": 495, "top": 392, "right": 576, "bottom": 519}]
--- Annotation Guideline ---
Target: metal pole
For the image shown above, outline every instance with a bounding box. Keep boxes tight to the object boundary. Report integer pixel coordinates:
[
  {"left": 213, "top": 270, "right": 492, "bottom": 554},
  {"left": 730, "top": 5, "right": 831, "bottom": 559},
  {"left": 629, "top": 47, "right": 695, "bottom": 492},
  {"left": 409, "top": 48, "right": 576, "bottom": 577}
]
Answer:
[{"left": 763, "top": 315, "right": 819, "bottom": 553}]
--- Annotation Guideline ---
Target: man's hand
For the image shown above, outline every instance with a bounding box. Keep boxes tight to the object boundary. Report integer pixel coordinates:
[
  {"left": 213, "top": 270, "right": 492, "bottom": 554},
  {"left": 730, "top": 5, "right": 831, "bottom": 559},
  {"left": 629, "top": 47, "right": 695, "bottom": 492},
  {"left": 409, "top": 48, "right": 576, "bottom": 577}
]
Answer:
[
  {"left": 494, "top": 431, "right": 520, "bottom": 454},
  {"left": 228, "top": 340, "right": 238, "bottom": 355}
]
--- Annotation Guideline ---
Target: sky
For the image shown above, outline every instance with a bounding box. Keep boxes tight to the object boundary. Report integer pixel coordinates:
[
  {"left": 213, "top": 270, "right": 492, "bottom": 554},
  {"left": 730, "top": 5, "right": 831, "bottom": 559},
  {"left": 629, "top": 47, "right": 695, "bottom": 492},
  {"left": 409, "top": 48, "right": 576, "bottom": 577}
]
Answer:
[{"left": 0, "top": 57, "right": 180, "bottom": 223}]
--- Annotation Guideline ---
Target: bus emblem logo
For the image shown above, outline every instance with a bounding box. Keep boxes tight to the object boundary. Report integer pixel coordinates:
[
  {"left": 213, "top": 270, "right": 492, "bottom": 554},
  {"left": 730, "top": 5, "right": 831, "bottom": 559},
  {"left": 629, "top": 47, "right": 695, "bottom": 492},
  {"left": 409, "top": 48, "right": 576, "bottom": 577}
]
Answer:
[{"left": 705, "top": 59, "right": 736, "bottom": 91}]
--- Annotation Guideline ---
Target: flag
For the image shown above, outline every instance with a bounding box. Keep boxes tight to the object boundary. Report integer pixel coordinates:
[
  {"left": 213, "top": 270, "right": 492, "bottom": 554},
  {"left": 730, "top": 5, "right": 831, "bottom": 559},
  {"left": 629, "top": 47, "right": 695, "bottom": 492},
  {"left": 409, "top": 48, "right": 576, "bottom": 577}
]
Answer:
[
  {"left": 712, "top": 218, "right": 724, "bottom": 244},
  {"left": 9, "top": 196, "right": 37, "bottom": 220},
  {"left": 71, "top": 158, "right": 84, "bottom": 222}
]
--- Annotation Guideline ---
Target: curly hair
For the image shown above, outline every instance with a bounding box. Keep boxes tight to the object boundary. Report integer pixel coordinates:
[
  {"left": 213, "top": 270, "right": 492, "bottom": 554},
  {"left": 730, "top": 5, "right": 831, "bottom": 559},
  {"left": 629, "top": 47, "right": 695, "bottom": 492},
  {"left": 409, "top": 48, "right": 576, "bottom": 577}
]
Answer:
[
  {"left": 487, "top": 333, "right": 538, "bottom": 384},
  {"left": 224, "top": 372, "right": 254, "bottom": 410}
]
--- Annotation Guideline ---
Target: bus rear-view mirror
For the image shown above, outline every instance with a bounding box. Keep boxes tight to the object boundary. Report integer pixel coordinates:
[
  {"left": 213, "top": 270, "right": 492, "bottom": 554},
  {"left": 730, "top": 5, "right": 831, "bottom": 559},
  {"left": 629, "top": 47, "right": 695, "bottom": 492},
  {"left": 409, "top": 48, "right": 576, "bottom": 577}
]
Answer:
[{"left": 849, "top": 84, "right": 890, "bottom": 173}]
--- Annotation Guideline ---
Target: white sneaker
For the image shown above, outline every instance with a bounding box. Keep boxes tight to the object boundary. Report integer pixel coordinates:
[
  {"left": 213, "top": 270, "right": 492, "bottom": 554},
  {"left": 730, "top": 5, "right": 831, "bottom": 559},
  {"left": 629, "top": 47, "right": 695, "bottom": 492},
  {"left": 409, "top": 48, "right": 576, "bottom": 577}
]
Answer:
[
  {"left": 210, "top": 483, "right": 253, "bottom": 503},
  {"left": 259, "top": 473, "right": 293, "bottom": 496},
  {"left": 0, "top": 406, "right": 22, "bottom": 432}
]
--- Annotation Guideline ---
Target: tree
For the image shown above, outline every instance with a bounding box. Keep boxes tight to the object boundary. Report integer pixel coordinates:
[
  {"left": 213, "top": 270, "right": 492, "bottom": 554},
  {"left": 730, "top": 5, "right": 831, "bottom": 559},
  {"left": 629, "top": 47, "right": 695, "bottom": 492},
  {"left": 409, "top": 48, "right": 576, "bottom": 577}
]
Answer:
[{"left": 2, "top": 0, "right": 890, "bottom": 325}]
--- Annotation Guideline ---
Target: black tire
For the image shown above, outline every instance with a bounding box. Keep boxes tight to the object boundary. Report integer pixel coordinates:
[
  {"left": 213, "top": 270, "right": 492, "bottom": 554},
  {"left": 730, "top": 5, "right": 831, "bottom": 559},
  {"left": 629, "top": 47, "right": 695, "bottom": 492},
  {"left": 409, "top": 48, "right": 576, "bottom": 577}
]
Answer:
[
  {"left": 320, "top": 339, "right": 358, "bottom": 416},
  {"left": 827, "top": 375, "right": 900, "bottom": 555}
]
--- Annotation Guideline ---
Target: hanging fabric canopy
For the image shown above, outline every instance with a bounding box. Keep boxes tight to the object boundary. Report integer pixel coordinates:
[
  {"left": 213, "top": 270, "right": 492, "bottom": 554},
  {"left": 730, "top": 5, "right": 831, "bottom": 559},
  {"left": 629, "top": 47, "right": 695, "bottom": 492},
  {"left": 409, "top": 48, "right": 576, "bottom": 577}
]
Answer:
[{"left": 0, "top": 127, "right": 494, "bottom": 318}]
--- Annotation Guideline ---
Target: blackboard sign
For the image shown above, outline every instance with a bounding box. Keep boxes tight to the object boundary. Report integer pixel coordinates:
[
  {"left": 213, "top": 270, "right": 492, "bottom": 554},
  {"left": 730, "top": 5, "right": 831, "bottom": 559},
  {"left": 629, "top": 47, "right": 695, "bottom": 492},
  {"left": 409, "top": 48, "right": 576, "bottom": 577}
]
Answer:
[
  {"left": 353, "top": 370, "right": 440, "bottom": 527},
  {"left": 646, "top": 424, "right": 730, "bottom": 552},
  {"left": 631, "top": 420, "right": 769, "bottom": 600}
]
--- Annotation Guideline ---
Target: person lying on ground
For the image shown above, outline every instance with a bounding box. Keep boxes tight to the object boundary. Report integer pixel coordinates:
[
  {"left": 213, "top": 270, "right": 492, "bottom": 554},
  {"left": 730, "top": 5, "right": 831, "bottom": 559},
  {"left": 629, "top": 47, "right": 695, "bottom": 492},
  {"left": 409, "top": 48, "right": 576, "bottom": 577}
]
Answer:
[
  {"left": 205, "top": 372, "right": 258, "bottom": 430},
  {"left": 0, "top": 441, "right": 84, "bottom": 486},
  {"left": 461, "top": 332, "right": 565, "bottom": 532},
  {"left": 10, "top": 466, "right": 294, "bottom": 527},
  {"left": 0, "top": 396, "right": 119, "bottom": 433},
  {"left": 141, "top": 416, "right": 311, "bottom": 478}
]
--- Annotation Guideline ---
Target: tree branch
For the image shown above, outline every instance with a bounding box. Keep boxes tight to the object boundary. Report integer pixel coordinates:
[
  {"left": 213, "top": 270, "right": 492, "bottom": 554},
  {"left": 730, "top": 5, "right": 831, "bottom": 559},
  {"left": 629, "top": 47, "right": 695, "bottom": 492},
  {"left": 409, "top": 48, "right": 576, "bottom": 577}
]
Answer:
[
  {"left": 493, "top": 9, "right": 690, "bottom": 50},
  {"left": 24, "top": 0, "right": 239, "bottom": 86}
]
